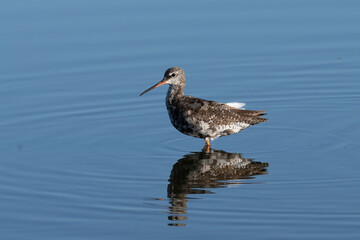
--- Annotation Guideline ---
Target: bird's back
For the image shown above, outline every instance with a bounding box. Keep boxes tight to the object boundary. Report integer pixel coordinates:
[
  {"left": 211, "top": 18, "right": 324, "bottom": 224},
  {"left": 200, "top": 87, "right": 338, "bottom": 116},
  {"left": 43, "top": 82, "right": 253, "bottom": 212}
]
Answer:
[{"left": 166, "top": 95, "right": 267, "bottom": 139}]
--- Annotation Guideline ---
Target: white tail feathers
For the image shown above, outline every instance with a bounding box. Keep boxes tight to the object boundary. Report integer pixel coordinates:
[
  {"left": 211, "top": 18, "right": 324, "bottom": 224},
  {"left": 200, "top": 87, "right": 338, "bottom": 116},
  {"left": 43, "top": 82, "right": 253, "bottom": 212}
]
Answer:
[{"left": 225, "top": 102, "right": 246, "bottom": 109}]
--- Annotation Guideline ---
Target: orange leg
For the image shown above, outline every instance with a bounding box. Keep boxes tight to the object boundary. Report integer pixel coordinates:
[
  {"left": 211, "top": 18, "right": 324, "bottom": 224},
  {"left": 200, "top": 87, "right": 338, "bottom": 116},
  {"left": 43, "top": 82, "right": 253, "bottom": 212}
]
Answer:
[
  {"left": 205, "top": 144, "right": 210, "bottom": 152},
  {"left": 204, "top": 138, "right": 211, "bottom": 152}
]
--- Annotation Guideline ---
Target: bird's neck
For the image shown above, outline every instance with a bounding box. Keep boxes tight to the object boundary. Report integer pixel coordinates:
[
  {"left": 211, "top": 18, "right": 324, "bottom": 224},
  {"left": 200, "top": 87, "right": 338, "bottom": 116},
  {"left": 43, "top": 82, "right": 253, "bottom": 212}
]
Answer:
[{"left": 166, "top": 84, "right": 184, "bottom": 102}]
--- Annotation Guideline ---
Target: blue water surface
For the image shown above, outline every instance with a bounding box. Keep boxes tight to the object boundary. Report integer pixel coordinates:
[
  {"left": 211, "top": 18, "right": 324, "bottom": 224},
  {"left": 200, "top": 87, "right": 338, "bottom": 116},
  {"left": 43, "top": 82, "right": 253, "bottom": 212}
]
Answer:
[{"left": 1, "top": 0, "right": 360, "bottom": 239}]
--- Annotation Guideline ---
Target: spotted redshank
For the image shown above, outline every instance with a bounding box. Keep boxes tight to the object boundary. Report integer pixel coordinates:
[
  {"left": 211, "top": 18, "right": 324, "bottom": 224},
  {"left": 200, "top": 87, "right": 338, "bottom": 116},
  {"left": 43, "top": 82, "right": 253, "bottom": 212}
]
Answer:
[{"left": 140, "top": 67, "right": 267, "bottom": 147}]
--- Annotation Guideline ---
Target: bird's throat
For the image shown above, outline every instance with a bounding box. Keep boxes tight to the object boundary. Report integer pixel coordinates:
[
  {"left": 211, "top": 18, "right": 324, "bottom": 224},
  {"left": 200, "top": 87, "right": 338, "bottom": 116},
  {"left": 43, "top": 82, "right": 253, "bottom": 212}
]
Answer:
[{"left": 166, "top": 84, "right": 184, "bottom": 102}]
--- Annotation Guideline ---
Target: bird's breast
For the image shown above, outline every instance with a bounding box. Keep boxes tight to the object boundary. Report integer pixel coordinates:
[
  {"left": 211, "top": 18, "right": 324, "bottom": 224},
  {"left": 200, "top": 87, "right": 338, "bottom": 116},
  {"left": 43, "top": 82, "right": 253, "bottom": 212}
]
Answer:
[{"left": 165, "top": 99, "right": 201, "bottom": 137}]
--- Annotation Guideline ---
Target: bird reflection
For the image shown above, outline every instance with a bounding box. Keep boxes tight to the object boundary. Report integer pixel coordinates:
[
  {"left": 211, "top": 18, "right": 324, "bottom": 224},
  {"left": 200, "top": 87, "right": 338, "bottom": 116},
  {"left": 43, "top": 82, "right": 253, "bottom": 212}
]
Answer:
[{"left": 166, "top": 147, "right": 268, "bottom": 226}]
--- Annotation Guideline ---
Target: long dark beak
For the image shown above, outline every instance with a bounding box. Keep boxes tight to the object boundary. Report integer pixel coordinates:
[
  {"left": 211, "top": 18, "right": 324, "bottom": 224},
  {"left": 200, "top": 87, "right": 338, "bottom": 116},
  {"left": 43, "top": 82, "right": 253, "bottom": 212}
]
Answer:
[{"left": 140, "top": 78, "right": 167, "bottom": 96}]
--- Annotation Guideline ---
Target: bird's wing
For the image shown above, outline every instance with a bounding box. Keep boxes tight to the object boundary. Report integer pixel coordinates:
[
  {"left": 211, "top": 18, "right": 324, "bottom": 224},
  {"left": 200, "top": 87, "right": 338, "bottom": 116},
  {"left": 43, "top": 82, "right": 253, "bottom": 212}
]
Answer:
[{"left": 180, "top": 96, "right": 267, "bottom": 126}]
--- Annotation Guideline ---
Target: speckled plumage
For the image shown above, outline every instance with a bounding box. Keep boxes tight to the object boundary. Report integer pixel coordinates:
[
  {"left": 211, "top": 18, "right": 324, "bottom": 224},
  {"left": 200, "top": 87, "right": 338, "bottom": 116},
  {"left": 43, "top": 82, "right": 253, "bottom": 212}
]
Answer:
[{"left": 140, "top": 67, "right": 267, "bottom": 146}]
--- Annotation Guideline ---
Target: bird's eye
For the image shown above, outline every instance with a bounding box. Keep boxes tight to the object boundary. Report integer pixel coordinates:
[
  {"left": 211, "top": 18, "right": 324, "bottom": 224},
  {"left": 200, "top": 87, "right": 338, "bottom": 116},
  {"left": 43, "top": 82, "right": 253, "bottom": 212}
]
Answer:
[{"left": 171, "top": 73, "right": 176, "bottom": 77}]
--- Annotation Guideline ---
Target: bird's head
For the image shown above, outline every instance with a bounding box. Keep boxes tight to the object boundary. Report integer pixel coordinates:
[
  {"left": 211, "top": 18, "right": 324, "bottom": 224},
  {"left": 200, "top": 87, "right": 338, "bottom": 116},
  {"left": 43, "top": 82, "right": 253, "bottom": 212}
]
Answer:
[{"left": 140, "top": 67, "right": 185, "bottom": 96}]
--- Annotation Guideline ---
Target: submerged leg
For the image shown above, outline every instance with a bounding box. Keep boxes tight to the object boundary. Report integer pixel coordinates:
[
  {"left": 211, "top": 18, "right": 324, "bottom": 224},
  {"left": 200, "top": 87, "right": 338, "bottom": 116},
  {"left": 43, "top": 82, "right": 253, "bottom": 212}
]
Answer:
[
  {"left": 204, "top": 138, "right": 211, "bottom": 152},
  {"left": 202, "top": 145, "right": 211, "bottom": 153}
]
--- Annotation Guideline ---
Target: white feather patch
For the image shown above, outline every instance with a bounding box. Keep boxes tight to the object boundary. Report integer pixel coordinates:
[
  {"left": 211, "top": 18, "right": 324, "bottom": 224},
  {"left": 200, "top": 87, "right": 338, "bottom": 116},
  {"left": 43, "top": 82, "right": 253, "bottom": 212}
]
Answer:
[{"left": 225, "top": 102, "right": 246, "bottom": 109}]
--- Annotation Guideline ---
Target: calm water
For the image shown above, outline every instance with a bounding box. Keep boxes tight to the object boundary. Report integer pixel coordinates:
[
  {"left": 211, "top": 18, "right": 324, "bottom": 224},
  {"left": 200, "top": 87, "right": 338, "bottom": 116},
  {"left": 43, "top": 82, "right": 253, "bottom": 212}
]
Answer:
[{"left": 1, "top": 0, "right": 360, "bottom": 239}]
